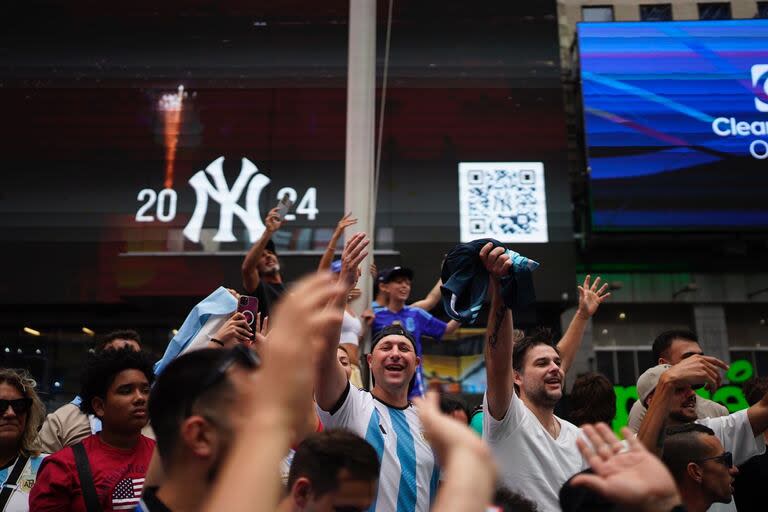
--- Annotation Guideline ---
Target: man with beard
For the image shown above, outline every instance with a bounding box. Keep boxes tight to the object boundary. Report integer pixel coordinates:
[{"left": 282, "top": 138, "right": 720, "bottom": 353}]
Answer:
[
  {"left": 637, "top": 359, "right": 768, "bottom": 512},
  {"left": 242, "top": 207, "right": 287, "bottom": 317},
  {"left": 481, "top": 243, "right": 588, "bottom": 512}
]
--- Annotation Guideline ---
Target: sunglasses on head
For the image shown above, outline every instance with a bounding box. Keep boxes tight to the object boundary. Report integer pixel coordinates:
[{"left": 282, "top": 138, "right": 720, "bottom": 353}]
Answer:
[
  {"left": 696, "top": 451, "right": 733, "bottom": 469},
  {"left": 185, "top": 344, "right": 261, "bottom": 417},
  {"left": 0, "top": 398, "right": 32, "bottom": 415}
]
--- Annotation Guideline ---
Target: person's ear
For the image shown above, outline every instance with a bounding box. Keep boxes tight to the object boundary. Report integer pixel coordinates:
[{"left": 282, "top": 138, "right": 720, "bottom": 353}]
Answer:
[
  {"left": 687, "top": 462, "right": 704, "bottom": 484},
  {"left": 181, "top": 416, "right": 217, "bottom": 459},
  {"left": 513, "top": 370, "right": 523, "bottom": 387},
  {"left": 91, "top": 397, "right": 105, "bottom": 419},
  {"left": 366, "top": 353, "right": 373, "bottom": 366},
  {"left": 291, "top": 477, "right": 312, "bottom": 507},
  {"left": 659, "top": 357, "right": 671, "bottom": 365}
]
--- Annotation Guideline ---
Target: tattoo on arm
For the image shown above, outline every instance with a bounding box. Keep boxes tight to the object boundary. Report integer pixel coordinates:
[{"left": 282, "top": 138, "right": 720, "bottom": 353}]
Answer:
[{"left": 488, "top": 305, "right": 505, "bottom": 349}]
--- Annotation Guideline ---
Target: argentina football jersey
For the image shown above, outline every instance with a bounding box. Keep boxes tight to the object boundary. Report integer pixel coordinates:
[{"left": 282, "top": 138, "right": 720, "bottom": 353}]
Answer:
[{"left": 317, "top": 383, "right": 439, "bottom": 512}]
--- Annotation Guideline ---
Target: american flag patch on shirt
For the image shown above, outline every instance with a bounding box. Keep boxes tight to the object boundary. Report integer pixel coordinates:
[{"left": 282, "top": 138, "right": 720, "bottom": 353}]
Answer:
[{"left": 112, "top": 477, "right": 144, "bottom": 510}]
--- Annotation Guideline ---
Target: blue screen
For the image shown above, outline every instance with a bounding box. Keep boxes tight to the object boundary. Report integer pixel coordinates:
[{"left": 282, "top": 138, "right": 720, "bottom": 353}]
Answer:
[{"left": 578, "top": 20, "right": 768, "bottom": 230}]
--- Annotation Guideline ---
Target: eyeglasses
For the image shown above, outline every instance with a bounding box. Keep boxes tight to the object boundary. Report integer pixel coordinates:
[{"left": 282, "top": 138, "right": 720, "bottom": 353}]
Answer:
[
  {"left": 185, "top": 344, "right": 261, "bottom": 417},
  {"left": 0, "top": 398, "right": 32, "bottom": 415},
  {"left": 695, "top": 451, "right": 733, "bottom": 469}
]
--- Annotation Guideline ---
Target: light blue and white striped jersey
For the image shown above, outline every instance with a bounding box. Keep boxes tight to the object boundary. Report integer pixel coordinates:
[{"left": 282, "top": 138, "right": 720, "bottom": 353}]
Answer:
[{"left": 317, "top": 384, "right": 439, "bottom": 512}]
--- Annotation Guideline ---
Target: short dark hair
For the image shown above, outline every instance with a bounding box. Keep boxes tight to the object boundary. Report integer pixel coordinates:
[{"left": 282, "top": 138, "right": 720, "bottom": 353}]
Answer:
[
  {"left": 439, "top": 395, "right": 469, "bottom": 423},
  {"left": 79, "top": 347, "right": 155, "bottom": 415},
  {"left": 100, "top": 329, "right": 142, "bottom": 350},
  {"left": 512, "top": 329, "right": 560, "bottom": 373},
  {"left": 568, "top": 372, "right": 616, "bottom": 426},
  {"left": 743, "top": 376, "right": 768, "bottom": 406},
  {"left": 149, "top": 349, "right": 239, "bottom": 465},
  {"left": 652, "top": 330, "right": 698, "bottom": 362},
  {"left": 662, "top": 423, "right": 716, "bottom": 483},
  {"left": 493, "top": 486, "right": 538, "bottom": 512},
  {"left": 287, "top": 430, "right": 380, "bottom": 498}
]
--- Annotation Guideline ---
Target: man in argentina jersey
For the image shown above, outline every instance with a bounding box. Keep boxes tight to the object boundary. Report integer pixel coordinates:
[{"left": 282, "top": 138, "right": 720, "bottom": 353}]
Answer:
[{"left": 316, "top": 323, "right": 439, "bottom": 512}]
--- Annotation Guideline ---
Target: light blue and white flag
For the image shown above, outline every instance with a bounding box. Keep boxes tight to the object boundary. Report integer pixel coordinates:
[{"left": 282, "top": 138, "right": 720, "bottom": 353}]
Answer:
[{"left": 154, "top": 287, "right": 238, "bottom": 376}]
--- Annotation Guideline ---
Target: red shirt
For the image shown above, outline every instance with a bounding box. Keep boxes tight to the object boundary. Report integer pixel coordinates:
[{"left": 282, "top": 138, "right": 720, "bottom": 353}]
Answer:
[{"left": 30, "top": 434, "right": 155, "bottom": 512}]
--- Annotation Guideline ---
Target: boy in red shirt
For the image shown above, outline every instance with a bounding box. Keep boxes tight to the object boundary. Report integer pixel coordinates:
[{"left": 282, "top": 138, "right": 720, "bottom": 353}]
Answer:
[{"left": 31, "top": 347, "right": 155, "bottom": 511}]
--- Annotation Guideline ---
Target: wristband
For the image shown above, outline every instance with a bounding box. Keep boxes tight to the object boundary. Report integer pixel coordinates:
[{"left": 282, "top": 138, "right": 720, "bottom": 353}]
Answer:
[{"left": 210, "top": 338, "right": 224, "bottom": 347}]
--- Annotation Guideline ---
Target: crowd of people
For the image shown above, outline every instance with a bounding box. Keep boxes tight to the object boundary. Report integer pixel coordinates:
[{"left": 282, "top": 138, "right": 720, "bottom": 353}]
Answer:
[{"left": 0, "top": 211, "right": 765, "bottom": 512}]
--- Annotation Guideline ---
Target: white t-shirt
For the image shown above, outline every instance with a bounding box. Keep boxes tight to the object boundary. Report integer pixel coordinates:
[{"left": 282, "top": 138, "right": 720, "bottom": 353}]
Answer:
[
  {"left": 340, "top": 310, "right": 362, "bottom": 346},
  {"left": 696, "top": 410, "right": 766, "bottom": 512},
  {"left": 317, "top": 384, "right": 438, "bottom": 512},
  {"left": 0, "top": 454, "right": 47, "bottom": 512},
  {"left": 483, "top": 391, "right": 587, "bottom": 512}
]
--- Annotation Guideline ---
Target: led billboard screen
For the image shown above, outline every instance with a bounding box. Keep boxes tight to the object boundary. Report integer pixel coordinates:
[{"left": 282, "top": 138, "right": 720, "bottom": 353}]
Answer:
[{"left": 579, "top": 20, "right": 768, "bottom": 230}]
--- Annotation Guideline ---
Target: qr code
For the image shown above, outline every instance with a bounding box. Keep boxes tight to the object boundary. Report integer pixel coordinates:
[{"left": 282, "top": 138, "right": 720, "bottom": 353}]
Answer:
[{"left": 458, "top": 162, "right": 548, "bottom": 243}]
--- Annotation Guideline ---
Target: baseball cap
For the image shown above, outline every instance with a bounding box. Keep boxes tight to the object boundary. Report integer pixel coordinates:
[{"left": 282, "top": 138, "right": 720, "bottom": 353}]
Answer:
[
  {"left": 265, "top": 239, "right": 278, "bottom": 256},
  {"left": 370, "top": 325, "right": 417, "bottom": 352},
  {"left": 636, "top": 364, "right": 672, "bottom": 404},
  {"left": 378, "top": 266, "right": 414, "bottom": 283}
]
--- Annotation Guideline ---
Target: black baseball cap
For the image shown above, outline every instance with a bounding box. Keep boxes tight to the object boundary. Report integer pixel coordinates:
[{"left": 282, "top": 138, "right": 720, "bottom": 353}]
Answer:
[
  {"left": 265, "top": 239, "right": 277, "bottom": 256},
  {"left": 370, "top": 325, "right": 417, "bottom": 352},
  {"left": 378, "top": 266, "right": 414, "bottom": 283}
]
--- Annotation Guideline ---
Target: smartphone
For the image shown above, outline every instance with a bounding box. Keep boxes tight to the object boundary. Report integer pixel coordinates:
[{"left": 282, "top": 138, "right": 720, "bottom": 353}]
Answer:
[
  {"left": 237, "top": 295, "right": 260, "bottom": 340},
  {"left": 275, "top": 193, "right": 294, "bottom": 221}
]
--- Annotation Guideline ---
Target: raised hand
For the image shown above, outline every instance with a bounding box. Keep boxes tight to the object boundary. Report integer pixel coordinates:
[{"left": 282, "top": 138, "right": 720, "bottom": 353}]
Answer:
[
  {"left": 414, "top": 392, "right": 496, "bottom": 512},
  {"left": 253, "top": 312, "right": 269, "bottom": 347},
  {"left": 576, "top": 275, "right": 611, "bottom": 320},
  {"left": 571, "top": 423, "right": 682, "bottom": 512},
  {"left": 264, "top": 206, "right": 285, "bottom": 233},
  {"left": 211, "top": 312, "right": 252, "bottom": 348},
  {"left": 479, "top": 242, "right": 512, "bottom": 280},
  {"left": 369, "top": 262, "right": 378, "bottom": 281},
  {"left": 663, "top": 354, "right": 728, "bottom": 391},
  {"left": 334, "top": 213, "right": 358, "bottom": 235},
  {"left": 339, "top": 232, "right": 369, "bottom": 290},
  {"left": 256, "top": 273, "right": 346, "bottom": 429}
]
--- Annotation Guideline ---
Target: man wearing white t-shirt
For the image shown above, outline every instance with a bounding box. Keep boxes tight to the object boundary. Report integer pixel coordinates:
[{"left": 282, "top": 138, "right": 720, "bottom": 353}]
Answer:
[
  {"left": 480, "top": 243, "right": 590, "bottom": 512},
  {"left": 636, "top": 360, "right": 768, "bottom": 512},
  {"left": 315, "top": 233, "right": 438, "bottom": 512}
]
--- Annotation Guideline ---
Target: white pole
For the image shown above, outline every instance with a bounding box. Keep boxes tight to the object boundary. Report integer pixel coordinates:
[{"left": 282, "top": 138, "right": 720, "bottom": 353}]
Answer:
[{"left": 345, "top": 0, "right": 377, "bottom": 317}]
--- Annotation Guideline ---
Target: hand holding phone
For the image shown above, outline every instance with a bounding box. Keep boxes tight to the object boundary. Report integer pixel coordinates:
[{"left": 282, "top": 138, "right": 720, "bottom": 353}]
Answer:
[
  {"left": 275, "top": 193, "right": 294, "bottom": 222},
  {"left": 237, "top": 295, "right": 260, "bottom": 341}
]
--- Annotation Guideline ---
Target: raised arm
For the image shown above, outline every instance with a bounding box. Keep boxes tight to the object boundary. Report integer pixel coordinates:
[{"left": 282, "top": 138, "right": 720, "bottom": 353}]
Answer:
[
  {"left": 637, "top": 355, "right": 727, "bottom": 456},
  {"left": 481, "top": 243, "right": 514, "bottom": 421},
  {"left": 241, "top": 207, "right": 283, "bottom": 292},
  {"left": 317, "top": 213, "right": 358, "bottom": 272},
  {"left": 315, "top": 233, "right": 370, "bottom": 411},
  {"left": 202, "top": 272, "right": 345, "bottom": 512},
  {"left": 411, "top": 278, "right": 443, "bottom": 311},
  {"left": 415, "top": 392, "right": 496, "bottom": 512},
  {"left": 747, "top": 386, "right": 768, "bottom": 437},
  {"left": 557, "top": 275, "right": 610, "bottom": 375}
]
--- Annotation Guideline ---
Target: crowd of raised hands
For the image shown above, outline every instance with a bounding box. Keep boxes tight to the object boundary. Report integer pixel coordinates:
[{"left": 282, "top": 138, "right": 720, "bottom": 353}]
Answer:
[{"left": 198, "top": 229, "right": 687, "bottom": 512}]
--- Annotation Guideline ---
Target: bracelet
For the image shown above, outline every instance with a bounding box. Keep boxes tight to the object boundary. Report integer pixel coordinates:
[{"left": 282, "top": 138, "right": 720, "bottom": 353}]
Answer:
[{"left": 210, "top": 338, "right": 224, "bottom": 347}]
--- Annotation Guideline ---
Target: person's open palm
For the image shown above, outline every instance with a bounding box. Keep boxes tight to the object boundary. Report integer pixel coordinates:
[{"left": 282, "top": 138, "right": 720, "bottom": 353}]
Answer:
[
  {"left": 576, "top": 275, "right": 610, "bottom": 319},
  {"left": 571, "top": 423, "right": 681, "bottom": 512}
]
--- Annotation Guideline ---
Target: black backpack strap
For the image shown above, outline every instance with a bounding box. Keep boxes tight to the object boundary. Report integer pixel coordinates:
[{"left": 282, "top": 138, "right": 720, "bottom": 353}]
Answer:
[
  {"left": 0, "top": 455, "right": 28, "bottom": 510},
  {"left": 72, "top": 443, "right": 102, "bottom": 512}
]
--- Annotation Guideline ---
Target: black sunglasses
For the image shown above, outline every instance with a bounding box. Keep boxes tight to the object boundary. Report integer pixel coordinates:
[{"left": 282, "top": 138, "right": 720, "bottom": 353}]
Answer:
[
  {"left": 695, "top": 451, "right": 733, "bottom": 469},
  {"left": 0, "top": 398, "right": 32, "bottom": 415},
  {"left": 185, "top": 344, "right": 261, "bottom": 417}
]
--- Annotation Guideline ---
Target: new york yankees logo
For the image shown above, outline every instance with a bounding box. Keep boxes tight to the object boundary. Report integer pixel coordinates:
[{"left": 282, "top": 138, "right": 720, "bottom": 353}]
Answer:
[{"left": 183, "top": 157, "right": 270, "bottom": 243}]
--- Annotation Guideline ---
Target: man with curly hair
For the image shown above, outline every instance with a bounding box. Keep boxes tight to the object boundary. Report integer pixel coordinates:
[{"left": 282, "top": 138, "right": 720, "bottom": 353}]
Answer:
[
  {"left": 31, "top": 347, "right": 156, "bottom": 511},
  {"left": 0, "top": 368, "right": 46, "bottom": 512}
]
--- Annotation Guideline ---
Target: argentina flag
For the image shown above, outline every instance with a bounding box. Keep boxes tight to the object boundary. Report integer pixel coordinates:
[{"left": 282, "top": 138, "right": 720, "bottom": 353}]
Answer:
[{"left": 153, "top": 286, "right": 238, "bottom": 376}]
